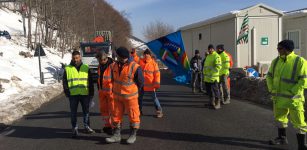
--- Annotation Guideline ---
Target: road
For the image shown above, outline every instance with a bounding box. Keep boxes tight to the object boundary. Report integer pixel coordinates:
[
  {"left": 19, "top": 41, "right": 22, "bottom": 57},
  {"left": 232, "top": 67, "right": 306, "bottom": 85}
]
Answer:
[{"left": 0, "top": 71, "right": 297, "bottom": 150}]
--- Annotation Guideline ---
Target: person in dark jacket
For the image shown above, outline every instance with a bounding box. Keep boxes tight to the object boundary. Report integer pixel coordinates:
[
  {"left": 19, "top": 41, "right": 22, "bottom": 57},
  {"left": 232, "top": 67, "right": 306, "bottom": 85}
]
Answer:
[
  {"left": 62, "top": 50, "right": 95, "bottom": 138},
  {"left": 190, "top": 50, "right": 203, "bottom": 93}
]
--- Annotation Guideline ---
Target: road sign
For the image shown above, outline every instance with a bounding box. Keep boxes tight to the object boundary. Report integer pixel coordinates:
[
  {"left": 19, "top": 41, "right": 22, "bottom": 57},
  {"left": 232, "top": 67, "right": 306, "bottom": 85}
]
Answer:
[
  {"left": 34, "top": 44, "right": 46, "bottom": 57},
  {"left": 261, "top": 37, "right": 268, "bottom": 45}
]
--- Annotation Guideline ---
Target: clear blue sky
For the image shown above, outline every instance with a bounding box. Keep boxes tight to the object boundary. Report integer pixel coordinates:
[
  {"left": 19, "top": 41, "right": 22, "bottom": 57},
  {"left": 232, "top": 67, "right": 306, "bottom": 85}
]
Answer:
[{"left": 105, "top": 0, "right": 307, "bottom": 41}]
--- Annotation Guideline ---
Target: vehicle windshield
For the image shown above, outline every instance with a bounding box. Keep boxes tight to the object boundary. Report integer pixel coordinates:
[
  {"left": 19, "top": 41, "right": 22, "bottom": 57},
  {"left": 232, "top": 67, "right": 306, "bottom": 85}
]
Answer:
[{"left": 81, "top": 45, "right": 109, "bottom": 57}]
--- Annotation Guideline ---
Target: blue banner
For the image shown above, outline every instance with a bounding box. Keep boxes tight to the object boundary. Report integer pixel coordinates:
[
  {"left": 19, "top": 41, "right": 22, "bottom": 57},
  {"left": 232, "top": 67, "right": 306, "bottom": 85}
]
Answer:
[{"left": 146, "top": 31, "right": 190, "bottom": 84}]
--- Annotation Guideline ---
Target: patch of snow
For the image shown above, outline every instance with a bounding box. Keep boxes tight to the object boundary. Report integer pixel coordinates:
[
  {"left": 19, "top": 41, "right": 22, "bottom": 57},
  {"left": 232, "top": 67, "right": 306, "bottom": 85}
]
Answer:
[{"left": 0, "top": 8, "right": 71, "bottom": 124}]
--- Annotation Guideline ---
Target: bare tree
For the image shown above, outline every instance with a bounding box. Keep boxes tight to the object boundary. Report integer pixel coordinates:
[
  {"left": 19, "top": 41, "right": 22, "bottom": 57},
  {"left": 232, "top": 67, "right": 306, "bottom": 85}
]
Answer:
[{"left": 143, "top": 20, "right": 175, "bottom": 42}]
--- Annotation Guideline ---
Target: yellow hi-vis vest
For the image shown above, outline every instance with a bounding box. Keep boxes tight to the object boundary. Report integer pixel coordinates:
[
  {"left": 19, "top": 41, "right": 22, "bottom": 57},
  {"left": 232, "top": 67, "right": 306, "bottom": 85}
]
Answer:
[
  {"left": 65, "top": 64, "right": 89, "bottom": 96},
  {"left": 203, "top": 51, "right": 222, "bottom": 83},
  {"left": 219, "top": 51, "right": 230, "bottom": 76},
  {"left": 266, "top": 52, "right": 307, "bottom": 110}
]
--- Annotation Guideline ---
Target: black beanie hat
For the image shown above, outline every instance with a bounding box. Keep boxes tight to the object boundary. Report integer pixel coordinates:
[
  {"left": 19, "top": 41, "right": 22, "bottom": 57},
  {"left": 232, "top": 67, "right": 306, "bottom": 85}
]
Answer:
[
  {"left": 195, "top": 50, "right": 200, "bottom": 54},
  {"left": 216, "top": 44, "right": 224, "bottom": 50},
  {"left": 116, "top": 47, "right": 130, "bottom": 59},
  {"left": 208, "top": 44, "right": 214, "bottom": 50},
  {"left": 278, "top": 40, "right": 294, "bottom": 52}
]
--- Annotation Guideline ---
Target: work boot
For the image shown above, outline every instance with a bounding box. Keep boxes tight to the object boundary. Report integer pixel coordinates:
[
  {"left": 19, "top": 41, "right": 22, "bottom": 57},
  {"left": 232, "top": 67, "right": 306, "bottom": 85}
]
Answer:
[
  {"left": 84, "top": 126, "right": 95, "bottom": 134},
  {"left": 71, "top": 127, "right": 78, "bottom": 138},
  {"left": 210, "top": 98, "right": 215, "bottom": 108},
  {"left": 126, "top": 128, "right": 138, "bottom": 144},
  {"left": 297, "top": 133, "right": 307, "bottom": 150},
  {"left": 269, "top": 128, "right": 288, "bottom": 145},
  {"left": 192, "top": 88, "right": 196, "bottom": 94},
  {"left": 214, "top": 98, "right": 221, "bottom": 109},
  {"left": 156, "top": 110, "right": 163, "bottom": 118},
  {"left": 105, "top": 127, "right": 121, "bottom": 143},
  {"left": 222, "top": 97, "right": 231, "bottom": 105},
  {"left": 103, "top": 127, "right": 113, "bottom": 135}
]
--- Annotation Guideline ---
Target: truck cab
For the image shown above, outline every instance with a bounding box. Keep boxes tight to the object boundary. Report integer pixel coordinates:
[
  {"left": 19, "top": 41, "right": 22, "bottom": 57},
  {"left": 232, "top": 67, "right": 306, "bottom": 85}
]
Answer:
[{"left": 80, "top": 42, "right": 111, "bottom": 81}]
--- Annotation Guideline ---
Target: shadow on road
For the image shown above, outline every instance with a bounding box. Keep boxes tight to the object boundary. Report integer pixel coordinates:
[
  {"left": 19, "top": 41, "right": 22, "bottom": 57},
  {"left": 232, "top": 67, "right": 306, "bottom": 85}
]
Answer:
[
  {"left": 2, "top": 125, "right": 285, "bottom": 150},
  {"left": 136, "top": 129, "right": 285, "bottom": 150},
  {"left": 24, "top": 111, "right": 101, "bottom": 120}
]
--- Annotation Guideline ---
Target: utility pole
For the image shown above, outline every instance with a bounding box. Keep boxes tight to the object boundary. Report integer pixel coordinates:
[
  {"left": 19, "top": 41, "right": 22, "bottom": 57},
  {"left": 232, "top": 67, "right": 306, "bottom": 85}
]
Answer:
[{"left": 92, "top": 0, "right": 97, "bottom": 32}]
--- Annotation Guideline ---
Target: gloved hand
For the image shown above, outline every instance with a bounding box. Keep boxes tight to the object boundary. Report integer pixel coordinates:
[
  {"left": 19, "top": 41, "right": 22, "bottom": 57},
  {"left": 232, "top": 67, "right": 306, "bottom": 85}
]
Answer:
[{"left": 89, "top": 96, "right": 95, "bottom": 108}]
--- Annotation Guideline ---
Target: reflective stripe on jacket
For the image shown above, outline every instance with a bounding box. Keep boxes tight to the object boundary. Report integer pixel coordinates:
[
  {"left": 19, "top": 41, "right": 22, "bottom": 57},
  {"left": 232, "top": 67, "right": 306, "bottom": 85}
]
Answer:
[
  {"left": 140, "top": 57, "right": 160, "bottom": 91},
  {"left": 219, "top": 51, "right": 230, "bottom": 76},
  {"left": 266, "top": 52, "right": 307, "bottom": 110},
  {"left": 65, "top": 64, "right": 89, "bottom": 95},
  {"left": 97, "top": 62, "right": 114, "bottom": 94},
  {"left": 203, "top": 51, "right": 222, "bottom": 83},
  {"left": 113, "top": 61, "right": 139, "bottom": 99}
]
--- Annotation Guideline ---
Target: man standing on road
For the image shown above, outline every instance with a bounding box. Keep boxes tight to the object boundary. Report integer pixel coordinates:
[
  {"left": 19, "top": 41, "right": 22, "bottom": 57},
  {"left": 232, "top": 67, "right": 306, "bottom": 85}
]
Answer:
[
  {"left": 267, "top": 40, "right": 307, "bottom": 149},
  {"left": 139, "top": 49, "right": 163, "bottom": 118},
  {"left": 62, "top": 50, "right": 95, "bottom": 138},
  {"left": 216, "top": 44, "right": 231, "bottom": 104},
  {"left": 106, "top": 47, "right": 144, "bottom": 144},
  {"left": 203, "top": 44, "right": 222, "bottom": 109},
  {"left": 190, "top": 50, "right": 203, "bottom": 94},
  {"left": 96, "top": 51, "right": 114, "bottom": 135}
]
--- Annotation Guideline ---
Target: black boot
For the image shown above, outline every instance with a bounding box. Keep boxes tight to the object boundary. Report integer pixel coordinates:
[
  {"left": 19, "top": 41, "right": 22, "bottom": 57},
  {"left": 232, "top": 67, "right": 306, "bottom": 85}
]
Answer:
[
  {"left": 126, "top": 128, "right": 138, "bottom": 144},
  {"left": 103, "top": 127, "right": 113, "bottom": 135},
  {"left": 296, "top": 133, "right": 307, "bottom": 150},
  {"left": 269, "top": 128, "right": 288, "bottom": 145}
]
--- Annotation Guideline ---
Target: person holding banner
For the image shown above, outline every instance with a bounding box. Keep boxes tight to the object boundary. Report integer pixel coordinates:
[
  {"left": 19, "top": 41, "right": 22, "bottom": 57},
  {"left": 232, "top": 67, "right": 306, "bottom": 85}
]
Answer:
[
  {"left": 139, "top": 49, "right": 163, "bottom": 118},
  {"left": 203, "top": 44, "right": 222, "bottom": 109}
]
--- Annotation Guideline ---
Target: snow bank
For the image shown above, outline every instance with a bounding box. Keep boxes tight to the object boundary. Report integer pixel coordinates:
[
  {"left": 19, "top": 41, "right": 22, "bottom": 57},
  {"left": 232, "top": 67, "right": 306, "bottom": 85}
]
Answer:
[{"left": 0, "top": 8, "right": 71, "bottom": 124}]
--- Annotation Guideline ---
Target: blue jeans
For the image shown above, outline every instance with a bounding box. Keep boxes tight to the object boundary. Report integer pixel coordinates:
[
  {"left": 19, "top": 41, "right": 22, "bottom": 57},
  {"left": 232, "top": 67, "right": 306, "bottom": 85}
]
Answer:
[
  {"left": 139, "top": 89, "right": 162, "bottom": 111},
  {"left": 69, "top": 95, "right": 90, "bottom": 128}
]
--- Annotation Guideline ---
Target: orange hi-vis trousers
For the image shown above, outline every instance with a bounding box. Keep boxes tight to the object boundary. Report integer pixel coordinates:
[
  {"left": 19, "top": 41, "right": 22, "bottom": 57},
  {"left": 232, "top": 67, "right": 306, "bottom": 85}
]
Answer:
[
  {"left": 112, "top": 97, "right": 140, "bottom": 129},
  {"left": 99, "top": 91, "right": 114, "bottom": 128}
]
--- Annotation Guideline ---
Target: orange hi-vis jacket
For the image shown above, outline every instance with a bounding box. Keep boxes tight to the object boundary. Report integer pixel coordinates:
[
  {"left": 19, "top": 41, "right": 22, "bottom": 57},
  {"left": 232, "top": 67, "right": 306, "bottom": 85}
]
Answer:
[
  {"left": 225, "top": 51, "right": 233, "bottom": 68},
  {"left": 131, "top": 53, "right": 140, "bottom": 64},
  {"left": 97, "top": 63, "right": 114, "bottom": 94},
  {"left": 113, "top": 61, "right": 139, "bottom": 100},
  {"left": 140, "top": 57, "right": 160, "bottom": 91}
]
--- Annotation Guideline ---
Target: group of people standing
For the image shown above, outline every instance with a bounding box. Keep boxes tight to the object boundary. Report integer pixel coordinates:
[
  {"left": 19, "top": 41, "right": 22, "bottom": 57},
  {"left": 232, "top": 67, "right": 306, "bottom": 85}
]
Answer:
[
  {"left": 190, "top": 44, "right": 233, "bottom": 109},
  {"left": 62, "top": 47, "right": 163, "bottom": 144}
]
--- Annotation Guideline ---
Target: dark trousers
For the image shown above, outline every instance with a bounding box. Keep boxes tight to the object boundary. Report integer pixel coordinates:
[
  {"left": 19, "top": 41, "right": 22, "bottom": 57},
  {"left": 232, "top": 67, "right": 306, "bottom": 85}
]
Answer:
[
  {"left": 219, "top": 75, "right": 230, "bottom": 101},
  {"left": 205, "top": 82, "right": 221, "bottom": 100},
  {"left": 69, "top": 95, "right": 90, "bottom": 128},
  {"left": 191, "top": 72, "right": 203, "bottom": 90}
]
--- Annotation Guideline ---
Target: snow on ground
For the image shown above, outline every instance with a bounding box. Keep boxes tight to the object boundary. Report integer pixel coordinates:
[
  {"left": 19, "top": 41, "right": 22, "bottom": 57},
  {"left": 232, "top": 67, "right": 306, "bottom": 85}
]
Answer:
[{"left": 0, "top": 7, "right": 71, "bottom": 124}]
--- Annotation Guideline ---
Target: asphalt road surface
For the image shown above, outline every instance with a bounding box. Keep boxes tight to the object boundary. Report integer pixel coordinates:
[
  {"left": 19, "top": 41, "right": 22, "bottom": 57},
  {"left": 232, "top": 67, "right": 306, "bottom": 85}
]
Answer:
[{"left": 0, "top": 71, "right": 297, "bottom": 150}]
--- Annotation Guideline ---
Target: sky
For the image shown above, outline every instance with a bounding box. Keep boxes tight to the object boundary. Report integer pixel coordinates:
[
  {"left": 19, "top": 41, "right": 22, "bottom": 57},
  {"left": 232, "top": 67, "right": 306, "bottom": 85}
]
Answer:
[{"left": 105, "top": 0, "right": 307, "bottom": 41}]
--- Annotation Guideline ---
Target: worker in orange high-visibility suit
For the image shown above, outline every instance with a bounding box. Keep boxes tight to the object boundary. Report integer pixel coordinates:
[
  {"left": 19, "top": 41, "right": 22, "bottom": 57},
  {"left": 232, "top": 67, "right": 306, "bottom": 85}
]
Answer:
[
  {"left": 225, "top": 50, "right": 233, "bottom": 89},
  {"left": 95, "top": 51, "right": 114, "bottom": 135},
  {"left": 131, "top": 48, "right": 140, "bottom": 64},
  {"left": 139, "top": 49, "right": 163, "bottom": 118},
  {"left": 106, "top": 47, "right": 144, "bottom": 144}
]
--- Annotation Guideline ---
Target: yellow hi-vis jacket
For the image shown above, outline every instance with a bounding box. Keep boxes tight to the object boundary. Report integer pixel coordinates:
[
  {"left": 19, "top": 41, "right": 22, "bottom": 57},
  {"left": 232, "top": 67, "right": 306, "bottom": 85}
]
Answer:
[
  {"left": 219, "top": 51, "right": 230, "bottom": 76},
  {"left": 266, "top": 52, "right": 307, "bottom": 110},
  {"left": 65, "top": 64, "right": 89, "bottom": 95},
  {"left": 203, "top": 51, "right": 222, "bottom": 83}
]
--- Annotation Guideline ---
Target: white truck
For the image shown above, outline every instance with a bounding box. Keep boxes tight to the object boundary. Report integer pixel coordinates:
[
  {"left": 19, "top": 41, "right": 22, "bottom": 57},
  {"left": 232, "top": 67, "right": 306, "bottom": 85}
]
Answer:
[{"left": 80, "top": 31, "right": 112, "bottom": 81}]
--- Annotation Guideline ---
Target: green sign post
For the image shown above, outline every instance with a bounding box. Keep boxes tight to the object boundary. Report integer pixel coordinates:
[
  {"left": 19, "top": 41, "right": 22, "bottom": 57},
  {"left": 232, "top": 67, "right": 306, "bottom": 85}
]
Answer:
[{"left": 261, "top": 37, "right": 268, "bottom": 45}]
